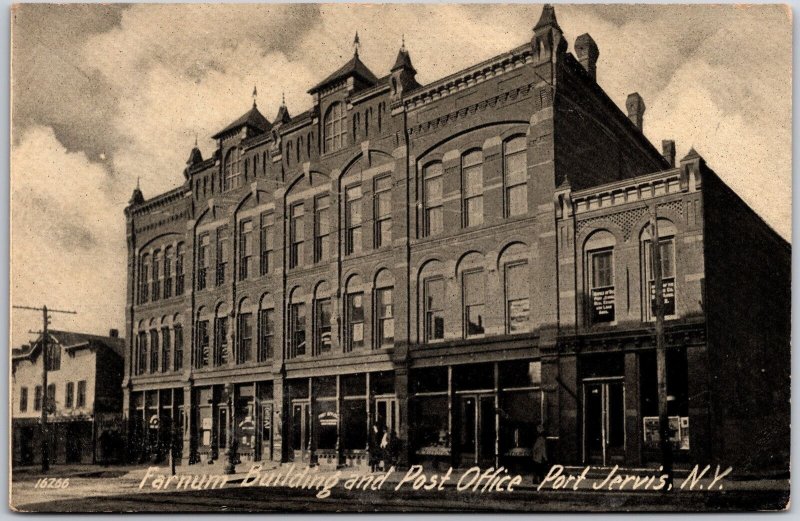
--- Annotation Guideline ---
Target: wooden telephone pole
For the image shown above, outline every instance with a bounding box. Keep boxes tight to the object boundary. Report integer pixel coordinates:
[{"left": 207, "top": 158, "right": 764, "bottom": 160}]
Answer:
[
  {"left": 13, "top": 305, "right": 77, "bottom": 472},
  {"left": 649, "top": 206, "right": 673, "bottom": 488}
]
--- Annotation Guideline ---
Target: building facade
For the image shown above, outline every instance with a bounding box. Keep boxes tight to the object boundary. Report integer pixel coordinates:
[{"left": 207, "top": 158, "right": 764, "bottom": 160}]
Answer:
[
  {"left": 12, "top": 330, "right": 126, "bottom": 466},
  {"left": 123, "top": 5, "right": 790, "bottom": 472}
]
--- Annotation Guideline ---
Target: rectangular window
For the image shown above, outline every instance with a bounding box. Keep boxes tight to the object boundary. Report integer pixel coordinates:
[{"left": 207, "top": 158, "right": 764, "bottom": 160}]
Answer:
[
  {"left": 424, "top": 277, "right": 445, "bottom": 342},
  {"left": 376, "top": 287, "right": 394, "bottom": 348},
  {"left": 152, "top": 252, "right": 161, "bottom": 301},
  {"left": 289, "top": 303, "right": 306, "bottom": 358},
  {"left": 462, "top": 151, "right": 484, "bottom": 227},
  {"left": 77, "top": 381, "right": 86, "bottom": 408},
  {"left": 174, "top": 325, "right": 184, "bottom": 371},
  {"left": 46, "top": 383, "right": 55, "bottom": 411},
  {"left": 239, "top": 220, "right": 253, "bottom": 280},
  {"left": 504, "top": 137, "right": 528, "bottom": 217},
  {"left": 161, "top": 327, "right": 171, "bottom": 372},
  {"left": 345, "top": 292, "right": 365, "bottom": 351},
  {"left": 505, "top": 262, "right": 531, "bottom": 333},
  {"left": 19, "top": 387, "right": 28, "bottom": 412},
  {"left": 196, "top": 320, "right": 210, "bottom": 368},
  {"left": 590, "top": 250, "right": 615, "bottom": 324},
  {"left": 65, "top": 382, "right": 74, "bottom": 408},
  {"left": 175, "top": 245, "right": 185, "bottom": 295},
  {"left": 237, "top": 313, "right": 253, "bottom": 364},
  {"left": 258, "top": 308, "right": 274, "bottom": 362},
  {"left": 374, "top": 176, "right": 392, "bottom": 248},
  {"left": 137, "top": 331, "right": 147, "bottom": 375},
  {"left": 645, "top": 238, "right": 676, "bottom": 318},
  {"left": 463, "top": 270, "right": 486, "bottom": 337},
  {"left": 345, "top": 185, "right": 363, "bottom": 255},
  {"left": 314, "top": 298, "right": 332, "bottom": 355},
  {"left": 259, "top": 213, "right": 274, "bottom": 276},
  {"left": 314, "top": 195, "right": 331, "bottom": 263},
  {"left": 46, "top": 341, "right": 60, "bottom": 371},
  {"left": 149, "top": 330, "right": 159, "bottom": 373},
  {"left": 423, "top": 163, "right": 443, "bottom": 237},
  {"left": 289, "top": 203, "right": 304, "bottom": 269},
  {"left": 34, "top": 386, "right": 42, "bottom": 411},
  {"left": 197, "top": 234, "right": 210, "bottom": 290},
  {"left": 214, "top": 317, "right": 229, "bottom": 366},
  {"left": 216, "top": 226, "right": 229, "bottom": 286}
]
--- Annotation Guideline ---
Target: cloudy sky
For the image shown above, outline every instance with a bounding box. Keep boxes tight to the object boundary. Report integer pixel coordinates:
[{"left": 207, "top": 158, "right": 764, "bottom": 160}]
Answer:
[{"left": 10, "top": 3, "right": 791, "bottom": 347}]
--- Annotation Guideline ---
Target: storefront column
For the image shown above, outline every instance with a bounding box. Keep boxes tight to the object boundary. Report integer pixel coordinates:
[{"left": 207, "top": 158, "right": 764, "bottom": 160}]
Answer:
[
  {"left": 624, "top": 351, "right": 642, "bottom": 465},
  {"left": 494, "top": 363, "right": 500, "bottom": 469},
  {"left": 447, "top": 366, "right": 456, "bottom": 468},
  {"left": 308, "top": 377, "right": 317, "bottom": 466},
  {"left": 395, "top": 366, "right": 410, "bottom": 468},
  {"left": 273, "top": 375, "right": 287, "bottom": 463}
]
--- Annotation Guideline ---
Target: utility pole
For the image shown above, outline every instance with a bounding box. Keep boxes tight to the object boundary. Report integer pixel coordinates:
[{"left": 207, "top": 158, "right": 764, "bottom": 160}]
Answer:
[
  {"left": 649, "top": 206, "right": 673, "bottom": 488},
  {"left": 14, "top": 305, "right": 77, "bottom": 472}
]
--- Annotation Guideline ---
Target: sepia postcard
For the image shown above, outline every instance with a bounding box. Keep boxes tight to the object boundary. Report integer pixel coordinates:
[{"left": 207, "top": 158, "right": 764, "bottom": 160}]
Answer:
[{"left": 9, "top": 2, "right": 792, "bottom": 513}]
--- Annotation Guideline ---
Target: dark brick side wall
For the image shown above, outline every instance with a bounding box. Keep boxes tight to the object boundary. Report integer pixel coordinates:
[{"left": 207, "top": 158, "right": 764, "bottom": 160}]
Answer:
[
  {"left": 702, "top": 168, "right": 791, "bottom": 472},
  {"left": 95, "top": 348, "right": 124, "bottom": 414},
  {"left": 554, "top": 55, "right": 668, "bottom": 190}
]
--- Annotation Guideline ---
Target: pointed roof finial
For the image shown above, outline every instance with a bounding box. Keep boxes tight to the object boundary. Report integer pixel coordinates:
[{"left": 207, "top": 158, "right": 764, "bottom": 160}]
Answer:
[
  {"left": 281, "top": 91, "right": 286, "bottom": 106},
  {"left": 252, "top": 85, "right": 258, "bottom": 107},
  {"left": 535, "top": 3, "right": 561, "bottom": 31},
  {"left": 401, "top": 34, "right": 406, "bottom": 52},
  {"left": 194, "top": 132, "right": 198, "bottom": 148},
  {"left": 353, "top": 31, "right": 360, "bottom": 56},
  {"left": 136, "top": 176, "right": 140, "bottom": 190}
]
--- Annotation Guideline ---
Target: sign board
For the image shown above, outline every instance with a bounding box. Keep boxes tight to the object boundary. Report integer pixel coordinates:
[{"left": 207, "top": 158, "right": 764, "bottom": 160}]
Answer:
[
  {"left": 649, "top": 278, "right": 676, "bottom": 315},
  {"left": 643, "top": 416, "right": 684, "bottom": 447},
  {"left": 149, "top": 415, "right": 160, "bottom": 429},
  {"left": 318, "top": 411, "right": 338, "bottom": 426},
  {"left": 591, "top": 287, "right": 615, "bottom": 323},
  {"left": 202, "top": 417, "right": 212, "bottom": 430},
  {"left": 239, "top": 416, "right": 255, "bottom": 432}
]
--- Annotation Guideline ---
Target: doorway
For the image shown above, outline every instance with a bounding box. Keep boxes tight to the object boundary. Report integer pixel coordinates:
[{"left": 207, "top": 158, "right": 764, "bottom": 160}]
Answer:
[
  {"left": 459, "top": 394, "right": 496, "bottom": 466},
  {"left": 583, "top": 379, "right": 625, "bottom": 465},
  {"left": 290, "top": 401, "right": 310, "bottom": 462},
  {"left": 375, "top": 397, "right": 398, "bottom": 433},
  {"left": 259, "top": 403, "right": 273, "bottom": 462}
]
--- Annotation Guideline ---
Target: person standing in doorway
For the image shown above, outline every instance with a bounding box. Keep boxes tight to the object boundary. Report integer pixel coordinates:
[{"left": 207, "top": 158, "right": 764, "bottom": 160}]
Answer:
[
  {"left": 369, "top": 422, "right": 383, "bottom": 472},
  {"left": 532, "top": 424, "right": 548, "bottom": 485}
]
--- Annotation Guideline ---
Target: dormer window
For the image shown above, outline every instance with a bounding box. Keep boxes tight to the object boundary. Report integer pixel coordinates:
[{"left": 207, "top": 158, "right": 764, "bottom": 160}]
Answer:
[
  {"left": 223, "top": 147, "right": 242, "bottom": 191},
  {"left": 324, "top": 102, "right": 347, "bottom": 153}
]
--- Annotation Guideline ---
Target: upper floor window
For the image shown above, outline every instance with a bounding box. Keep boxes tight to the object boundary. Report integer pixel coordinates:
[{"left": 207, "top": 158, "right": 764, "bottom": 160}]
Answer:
[
  {"left": 505, "top": 261, "right": 531, "bottom": 333},
  {"left": 65, "top": 382, "right": 74, "bottom": 408},
  {"left": 314, "top": 298, "right": 333, "bottom": 355},
  {"left": 258, "top": 308, "right": 275, "bottom": 362},
  {"left": 289, "top": 203, "right": 304, "bottom": 269},
  {"left": 214, "top": 316, "right": 229, "bottom": 366},
  {"left": 197, "top": 234, "right": 210, "bottom": 290},
  {"left": 46, "top": 340, "right": 61, "bottom": 371},
  {"left": 463, "top": 270, "right": 486, "bottom": 337},
  {"left": 19, "top": 387, "right": 28, "bottom": 412},
  {"left": 324, "top": 102, "right": 347, "bottom": 153},
  {"left": 642, "top": 221, "right": 677, "bottom": 320},
  {"left": 239, "top": 220, "right": 253, "bottom": 280},
  {"left": 590, "top": 250, "right": 615, "bottom": 324},
  {"left": 376, "top": 286, "right": 394, "bottom": 348},
  {"left": 423, "top": 162, "right": 443, "bottom": 237},
  {"left": 161, "top": 326, "right": 171, "bottom": 372},
  {"left": 462, "top": 150, "right": 484, "bottom": 227},
  {"left": 46, "top": 384, "right": 55, "bottom": 411},
  {"left": 314, "top": 195, "right": 331, "bottom": 263},
  {"left": 237, "top": 312, "right": 254, "bottom": 364},
  {"left": 77, "top": 381, "right": 86, "bottom": 408},
  {"left": 216, "top": 227, "right": 229, "bottom": 286},
  {"left": 174, "top": 324, "right": 184, "bottom": 371},
  {"left": 374, "top": 176, "right": 392, "bottom": 248},
  {"left": 424, "top": 277, "right": 445, "bottom": 342},
  {"left": 345, "top": 292, "right": 365, "bottom": 352},
  {"left": 149, "top": 329, "right": 159, "bottom": 373},
  {"left": 164, "top": 246, "right": 173, "bottom": 299},
  {"left": 223, "top": 147, "right": 242, "bottom": 191},
  {"left": 175, "top": 243, "right": 185, "bottom": 296},
  {"left": 260, "top": 212, "right": 274, "bottom": 275},
  {"left": 289, "top": 302, "right": 306, "bottom": 358},
  {"left": 136, "top": 331, "right": 147, "bottom": 375},
  {"left": 139, "top": 254, "right": 150, "bottom": 303},
  {"left": 195, "top": 319, "right": 210, "bottom": 368},
  {"left": 504, "top": 137, "right": 527, "bottom": 217},
  {"left": 34, "top": 385, "right": 42, "bottom": 411},
  {"left": 152, "top": 250, "right": 161, "bottom": 301},
  {"left": 345, "top": 185, "right": 362, "bottom": 255}
]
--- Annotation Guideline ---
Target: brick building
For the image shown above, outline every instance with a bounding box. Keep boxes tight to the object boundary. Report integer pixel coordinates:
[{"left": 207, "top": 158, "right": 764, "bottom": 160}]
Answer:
[
  {"left": 123, "top": 5, "right": 790, "bottom": 472},
  {"left": 12, "top": 330, "right": 125, "bottom": 466}
]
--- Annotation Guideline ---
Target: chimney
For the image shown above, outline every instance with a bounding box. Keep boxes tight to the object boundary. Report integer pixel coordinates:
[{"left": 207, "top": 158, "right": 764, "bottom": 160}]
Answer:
[
  {"left": 662, "top": 140, "right": 676, "bottom": 167},
  {"left": 574, "top": 34, "right": 599, "bottom": 80},
  {"left": 109, "top": 329, "right": 119, "bottom": 338},
  {"left": 625, "top": 93, "right": 646, "bottom": 131}
]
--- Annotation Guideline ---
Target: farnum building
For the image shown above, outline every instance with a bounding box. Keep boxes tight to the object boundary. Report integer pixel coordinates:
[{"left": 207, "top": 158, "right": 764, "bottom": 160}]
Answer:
[{"left": 123, "top": 5, "right": 790, "bottom": 472}]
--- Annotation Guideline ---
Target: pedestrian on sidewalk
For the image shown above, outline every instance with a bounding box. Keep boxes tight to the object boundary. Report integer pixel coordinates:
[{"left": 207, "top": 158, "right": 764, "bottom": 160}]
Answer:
[
  {"left": 532, "top": 424, "right": 548, "bottom": 485},
  {"left": 369, "top": 422, "right": 383, "bottom": 472}
]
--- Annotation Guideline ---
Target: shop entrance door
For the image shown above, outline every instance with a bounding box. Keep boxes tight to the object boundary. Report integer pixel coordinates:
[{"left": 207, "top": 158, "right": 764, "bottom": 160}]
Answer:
[
  {"left": 259, "top": 403, "right": 273, "bottom": 462},
  {"left": 290, "top": 401, "right": 310, "bottom": 463},
  {"left": 459, "top": 395, "right": 496, "bottom": 466},
  {"left": 375, "top": 397, "right": 398, "bottom": 433},
  {"left": 583, "top": 379, "right": 625, "bottom": 465}
]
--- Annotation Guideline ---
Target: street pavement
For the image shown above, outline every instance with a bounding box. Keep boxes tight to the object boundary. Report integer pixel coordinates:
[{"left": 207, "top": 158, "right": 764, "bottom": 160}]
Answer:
[{"left": 10, "top": 462, "right": 790, "bottom": 513}]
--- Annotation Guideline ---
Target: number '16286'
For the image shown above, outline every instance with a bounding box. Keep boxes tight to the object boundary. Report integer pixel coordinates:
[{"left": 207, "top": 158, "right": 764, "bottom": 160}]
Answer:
[{"left": 34, "top": 478, "right": 69, "bottom": 489}]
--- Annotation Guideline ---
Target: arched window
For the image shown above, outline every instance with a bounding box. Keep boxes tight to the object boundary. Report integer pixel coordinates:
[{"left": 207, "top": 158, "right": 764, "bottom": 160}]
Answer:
[
  {"left": 258, "top": 294, "right": 275, "bottom": 362},
  {"left": 374, "top": 270, "right": 394, "bottom": 348},
  {"left": 175, "top": 243, "right": 185, "bottom": 295},
  {"left": 223, "top": 147, "right": 242, "bottom": 191},
  {"left": 136, "top": 321, "right": 147, "bottom": 375},
  {"left": 151, "top": 250, "right": 161, "bottom": 301},
  {"left": 237, "top": 299, "right": 254, "bottom": 364},
  {"left": 288, "top": 289, "right": 306, "bottom": 359},
  {"left": 139, "top": 254, "right": 150, "bottom": 303},
  {"left": 313, "top": 282, "right": 332, "bottom": 356},
  {"left": 324, "top": 102, "right": 347, "bottom": 153},
  {"left": 503, "top": 136, "right": 527, "bottom": 217},
  {"left": 195, "top": 307, "right": 210, "bottom": 368},
  {"left": 214, "top": 303, "right": 230, "bottom": 366},
  {"left": 173, "top": 314, "right": 184, "bottom": 371},
  {"left": 286, "top": 141, "right": 293, "bottom": 167},
  {"left": 163, "top": 246, "right": 173, "bottom": 298},
  {"left": 422, "top": 162, "right": 443, "bottom": 237},
  {"left": 462, "top": 150, "right": 484, "bottom": 227},
  {"left": 640, "top": 219, "right": 677, "bottom": 320},
  {"left": 344, "top": 275, "right": 365, "bottom": 352},
  {"left": 585, "top": 230, "right": 617, "bottom": 325},
  {"left": 160, "top": 316, "right": 171, "bottom": 373},
  {"left": 149, "top": 319, "right": 159, "bottom": 373}
]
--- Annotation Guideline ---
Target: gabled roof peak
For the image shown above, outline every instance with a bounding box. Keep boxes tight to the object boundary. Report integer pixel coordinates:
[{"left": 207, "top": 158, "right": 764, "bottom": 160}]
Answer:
[
  {"left": 308, "top": 53, "right": 378, "bottom": 94},
  {"left": 534, "top": 3, "right": 561, "bottom": 31},
  {"left": 211, "top": 105, "right": 271, "bottom": 140}
]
